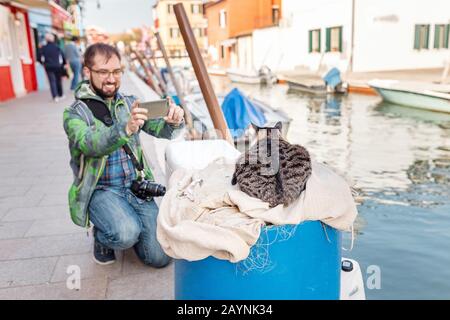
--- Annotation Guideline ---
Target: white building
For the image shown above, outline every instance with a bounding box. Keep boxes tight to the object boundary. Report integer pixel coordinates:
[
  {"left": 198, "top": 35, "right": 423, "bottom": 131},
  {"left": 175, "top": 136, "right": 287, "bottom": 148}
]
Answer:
[{"left": 252, "top": 0, "right": 450, "bottom": 73}]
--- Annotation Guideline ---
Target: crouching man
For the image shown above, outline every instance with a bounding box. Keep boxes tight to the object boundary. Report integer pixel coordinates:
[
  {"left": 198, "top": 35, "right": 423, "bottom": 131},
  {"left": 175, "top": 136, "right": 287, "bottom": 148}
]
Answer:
[{"left": 63, "top": 43, "right": 184, "bottom": 266}]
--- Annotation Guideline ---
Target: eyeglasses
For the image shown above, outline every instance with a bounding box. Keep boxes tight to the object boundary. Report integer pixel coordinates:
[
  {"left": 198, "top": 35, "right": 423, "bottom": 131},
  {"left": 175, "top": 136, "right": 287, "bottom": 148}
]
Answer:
[{"left": 89, "top": 68, "right": 124, "bottom": 78}]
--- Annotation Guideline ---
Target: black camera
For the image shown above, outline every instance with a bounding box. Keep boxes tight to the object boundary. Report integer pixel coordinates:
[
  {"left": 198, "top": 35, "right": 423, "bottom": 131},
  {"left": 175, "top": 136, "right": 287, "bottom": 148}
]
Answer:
[{"left": 130, "top": 179, "right": 166, "bottom": 200}]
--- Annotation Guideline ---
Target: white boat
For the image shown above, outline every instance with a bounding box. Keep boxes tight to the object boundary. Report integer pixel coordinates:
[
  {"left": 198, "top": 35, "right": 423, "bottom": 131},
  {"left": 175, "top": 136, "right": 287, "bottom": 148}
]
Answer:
[
  {"left": 184, "top": 92, "right": 292, "bottom": 144},
  {"left": 226, "top": 67, "right": 277, "bottom": 85},
  {"left": 368, "top": 79, "right": 450, "bottom": 113},
  {"left": 286, "top": 76, "right": 328, "bottom": 95},
  {"left": 286, "top": 76, "right": 348, "bottom": 95}
]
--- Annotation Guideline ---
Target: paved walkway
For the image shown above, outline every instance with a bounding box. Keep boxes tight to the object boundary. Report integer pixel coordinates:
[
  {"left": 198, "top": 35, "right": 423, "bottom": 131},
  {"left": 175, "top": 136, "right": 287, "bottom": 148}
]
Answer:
[{"left": 0, "top": 74, "right": 174, "bottom": 299}]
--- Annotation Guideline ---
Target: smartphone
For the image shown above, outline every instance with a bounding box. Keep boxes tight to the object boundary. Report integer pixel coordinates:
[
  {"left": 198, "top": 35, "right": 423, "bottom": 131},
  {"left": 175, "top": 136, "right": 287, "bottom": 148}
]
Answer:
[{"left": 139, "top": 99, "right": 169, "bottom": 119}]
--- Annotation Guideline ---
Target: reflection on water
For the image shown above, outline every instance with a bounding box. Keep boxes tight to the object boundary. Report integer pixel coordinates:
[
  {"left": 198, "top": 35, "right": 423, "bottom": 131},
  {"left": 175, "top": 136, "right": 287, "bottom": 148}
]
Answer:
[{"left": 211, "top": 77, "right": 450, "bottom": 299}]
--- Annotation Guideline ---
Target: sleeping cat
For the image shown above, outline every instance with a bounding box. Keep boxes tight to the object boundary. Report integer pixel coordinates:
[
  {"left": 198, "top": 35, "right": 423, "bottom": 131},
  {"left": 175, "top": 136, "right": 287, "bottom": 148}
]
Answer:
[{"left": 231, "top": 122, "right": 312, "bottom": 207}]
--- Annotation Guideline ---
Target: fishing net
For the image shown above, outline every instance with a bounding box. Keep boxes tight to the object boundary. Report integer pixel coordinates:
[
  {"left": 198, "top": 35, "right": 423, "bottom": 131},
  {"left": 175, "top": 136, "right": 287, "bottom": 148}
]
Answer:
[{"left": 235, "top": 224, "right": 299, "bottom": 275}]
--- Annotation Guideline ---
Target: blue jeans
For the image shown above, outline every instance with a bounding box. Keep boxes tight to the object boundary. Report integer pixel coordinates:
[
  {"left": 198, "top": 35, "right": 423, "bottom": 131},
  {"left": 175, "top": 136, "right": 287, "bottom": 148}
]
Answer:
[
  {"left": 69, "top": 60, "right": 81, "bottom": 91},
  {"left": 88, "top": 186, "right": 171, "bottom": 268}
]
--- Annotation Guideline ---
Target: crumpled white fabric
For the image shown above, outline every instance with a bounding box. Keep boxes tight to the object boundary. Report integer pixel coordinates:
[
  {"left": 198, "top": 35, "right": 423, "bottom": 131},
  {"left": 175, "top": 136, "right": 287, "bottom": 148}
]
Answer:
[{"left": 156, "top": 158, "right": 358, "bottom": 262}]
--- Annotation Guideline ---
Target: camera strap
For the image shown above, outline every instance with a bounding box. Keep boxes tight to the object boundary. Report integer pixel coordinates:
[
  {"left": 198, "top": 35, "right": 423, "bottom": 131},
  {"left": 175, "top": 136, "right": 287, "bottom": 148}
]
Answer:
[
  {"left": 80, "top": 98, "right": 145, "bottom": 175},
  {"left": 122, "top": 144, "right": 144, "bottom": 172}
]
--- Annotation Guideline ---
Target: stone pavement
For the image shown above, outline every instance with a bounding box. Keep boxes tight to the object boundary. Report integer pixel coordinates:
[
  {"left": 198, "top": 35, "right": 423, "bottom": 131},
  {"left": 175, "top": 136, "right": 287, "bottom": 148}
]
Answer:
[{"left": 0, "top": 74, "right": 174, "bottom": 300}]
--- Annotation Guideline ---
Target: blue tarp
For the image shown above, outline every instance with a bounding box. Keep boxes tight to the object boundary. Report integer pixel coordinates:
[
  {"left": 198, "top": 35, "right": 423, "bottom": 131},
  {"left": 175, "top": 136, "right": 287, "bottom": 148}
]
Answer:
[
  {"left": 323, "top": 67, "right": 342, "bottom": 89},
  {"left": 221, "top": 88, "right": 267, "bottom": 138}
]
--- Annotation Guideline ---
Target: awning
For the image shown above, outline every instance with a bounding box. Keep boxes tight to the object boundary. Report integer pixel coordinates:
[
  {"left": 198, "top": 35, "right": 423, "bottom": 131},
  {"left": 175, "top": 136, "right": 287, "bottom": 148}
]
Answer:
[
  {"left": 49, "top": 0, "right": 71, "bottom": 31},
  {"left": 220, "top": 38, "right": 237, "bottom": 47},
  {"left": 0, "top": 0, "right": 51, "bottom": 9}
]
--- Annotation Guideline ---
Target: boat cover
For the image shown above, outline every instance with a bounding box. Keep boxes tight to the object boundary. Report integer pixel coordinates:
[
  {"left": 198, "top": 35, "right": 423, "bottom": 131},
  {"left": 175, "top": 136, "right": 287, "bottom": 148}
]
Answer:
[
  {"left": 221, "top": 88, "right": 266, "bottom": 138},
  {"left": 323, "top": 67, "right": 342, "bottom": 89}
]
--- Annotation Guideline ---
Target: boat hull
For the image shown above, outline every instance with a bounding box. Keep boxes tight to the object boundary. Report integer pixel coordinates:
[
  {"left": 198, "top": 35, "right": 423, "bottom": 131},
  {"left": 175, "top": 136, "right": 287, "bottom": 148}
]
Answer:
[
  {"left": 227, "top": 72, "right": 261, "bottom": 84},
  {"left": 227, "top": 71, "right": 277, "bottom": 85},
  {"left": 287, "top": 80, "right": 327, "bottom": 95},
  {"left": 373, "top": 87, "right": 450, "bottom": 113}
]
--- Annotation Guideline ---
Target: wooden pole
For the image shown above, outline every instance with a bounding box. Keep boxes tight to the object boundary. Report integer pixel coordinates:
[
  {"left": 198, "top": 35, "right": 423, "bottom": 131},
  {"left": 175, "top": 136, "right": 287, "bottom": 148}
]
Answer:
[
  {"left": 154, "top": 32, "right": 194, "bottom": 129},
  {"left": 131, "top": 49, "right": 164, "bottom": 97},
  {"left": 173, "top": 3, "right": 233, "bottom": 144},
  {"left": 143, "top": 41, "right": 169, "bottom": 95},
  {"left": 144, "top": 55, "right": 168, "bottom": 96}
]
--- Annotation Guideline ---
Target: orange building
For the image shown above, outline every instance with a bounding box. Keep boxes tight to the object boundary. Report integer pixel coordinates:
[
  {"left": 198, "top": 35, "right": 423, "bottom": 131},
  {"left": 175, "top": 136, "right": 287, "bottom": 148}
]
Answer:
[{"left": 204, "top": 0, "right": 281, "bottom": 69}]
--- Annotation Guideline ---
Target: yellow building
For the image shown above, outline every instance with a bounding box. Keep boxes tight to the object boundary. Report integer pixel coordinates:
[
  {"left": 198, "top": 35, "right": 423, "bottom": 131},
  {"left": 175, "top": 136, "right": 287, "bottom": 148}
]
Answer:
[{"left": 152, "top": 0, "right": 207, "bottom": 57}]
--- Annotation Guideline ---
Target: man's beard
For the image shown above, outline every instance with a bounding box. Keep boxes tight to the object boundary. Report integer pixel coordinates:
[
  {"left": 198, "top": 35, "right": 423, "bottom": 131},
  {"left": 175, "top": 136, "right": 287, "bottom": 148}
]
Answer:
[{"left": 90, "top": 76, "right": 119, "bottom": 99}]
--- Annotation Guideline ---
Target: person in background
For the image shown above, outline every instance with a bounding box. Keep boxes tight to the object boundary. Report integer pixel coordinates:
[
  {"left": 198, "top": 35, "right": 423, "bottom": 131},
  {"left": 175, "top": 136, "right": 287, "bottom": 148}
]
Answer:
[
  {"left": 38, "top": 33, "right": 67, "bottom": 102},
  {"left": 65, "top": 36, "right": 83, "bottom": 91}
]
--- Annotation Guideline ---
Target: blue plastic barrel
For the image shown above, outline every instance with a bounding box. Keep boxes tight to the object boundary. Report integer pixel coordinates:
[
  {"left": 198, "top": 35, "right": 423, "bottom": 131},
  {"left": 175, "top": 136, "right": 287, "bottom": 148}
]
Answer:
[{"left": 174, "top": 221, "right": 342, "bottom": 300}]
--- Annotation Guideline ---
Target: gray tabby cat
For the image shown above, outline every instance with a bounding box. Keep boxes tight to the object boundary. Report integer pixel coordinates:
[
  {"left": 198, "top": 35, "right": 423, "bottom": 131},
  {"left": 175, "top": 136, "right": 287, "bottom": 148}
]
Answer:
[{"left": 231, "top": 122, "right": 312, "bottom": 207}]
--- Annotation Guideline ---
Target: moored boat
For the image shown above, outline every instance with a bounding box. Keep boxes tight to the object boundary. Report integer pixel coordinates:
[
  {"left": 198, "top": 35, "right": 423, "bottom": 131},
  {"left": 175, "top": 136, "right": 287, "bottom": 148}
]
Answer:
[
  {"left": 226, "top": 67, "right": 277, "bottom": 85},
  {"left": 368, "top": 79, "right": 450, "bottom": 113},
  {"left": 183, "top": 88, "right": 291, "bottom": 145},
  {"left": 286, "top": 68, "right": 348, "bottom": 95}
]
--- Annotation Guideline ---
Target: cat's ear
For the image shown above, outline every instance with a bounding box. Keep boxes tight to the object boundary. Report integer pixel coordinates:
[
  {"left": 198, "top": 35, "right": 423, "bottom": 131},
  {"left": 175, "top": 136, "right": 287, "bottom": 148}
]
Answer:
[
  {"left": 275, "top": 121, "right": 282, "bottom": 131},
  {"left": 252, "top": 123, "right": 263, "bottom": 131}
]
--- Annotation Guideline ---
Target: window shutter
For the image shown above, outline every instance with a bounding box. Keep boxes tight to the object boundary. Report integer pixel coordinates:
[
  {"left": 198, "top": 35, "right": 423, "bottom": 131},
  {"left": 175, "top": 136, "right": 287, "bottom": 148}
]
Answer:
[
  {"left": 339, "top": 26, "right": 343, "bottom": 52},
  {"left": 318, "top": 29, "right": 321, "bottom": 53},
  {"left": 434, "top": 25, "right": 440, "bottom": 49},
  {"left": 446, "top": 24, "right": 450, "bottom": 49},
  {"left": 414, "top": 25, "right": 420, "bottom": 49},
  {"left": 326, "top": 28, "right": 331, "bottom": 52},
  {"left": 425, "top": 25, "right": 430, "bottom": 49},
  {"left": 309, "top": 30, "right": 312, "bottom": 53}
]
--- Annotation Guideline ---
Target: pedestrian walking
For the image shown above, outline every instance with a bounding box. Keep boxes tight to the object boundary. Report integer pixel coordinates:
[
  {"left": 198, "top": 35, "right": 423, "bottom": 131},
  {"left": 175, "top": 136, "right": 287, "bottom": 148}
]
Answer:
[
  {"left": 65, "top": 36, "right": 83, "bottom": 91},
  {"left": 38, "top": 33, "right": 67, "bottom": 102}
]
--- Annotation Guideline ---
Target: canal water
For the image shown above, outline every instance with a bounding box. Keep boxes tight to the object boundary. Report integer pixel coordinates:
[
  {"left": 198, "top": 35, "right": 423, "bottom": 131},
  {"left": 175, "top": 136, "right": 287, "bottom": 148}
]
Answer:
[{"left": 211, "top": 77, "right": 450, "bottom": 299}]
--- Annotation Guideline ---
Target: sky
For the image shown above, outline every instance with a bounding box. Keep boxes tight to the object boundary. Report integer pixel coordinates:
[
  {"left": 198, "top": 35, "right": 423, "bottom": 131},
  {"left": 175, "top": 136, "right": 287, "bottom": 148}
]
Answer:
[{"left": 82, "top": 0, "right": 156, "bottom": 34}]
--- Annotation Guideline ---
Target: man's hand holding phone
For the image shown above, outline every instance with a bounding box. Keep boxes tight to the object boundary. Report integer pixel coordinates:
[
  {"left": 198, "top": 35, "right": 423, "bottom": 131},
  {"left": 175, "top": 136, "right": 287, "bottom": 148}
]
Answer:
[
  {"left": 125, "top": 97, "right": 184, "bottom": 136},
  {"left": 126, "top": 101, "right": 148, "bottom": 136},
  {"left": 164, "top": 97, "right": 184, "bottom": 126}
]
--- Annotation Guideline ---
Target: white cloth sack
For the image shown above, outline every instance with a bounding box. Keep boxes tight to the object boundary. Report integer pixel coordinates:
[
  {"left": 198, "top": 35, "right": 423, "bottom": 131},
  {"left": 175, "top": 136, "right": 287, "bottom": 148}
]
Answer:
[{"left": 156, "top": 158, "right": 358, "bottom": 262}]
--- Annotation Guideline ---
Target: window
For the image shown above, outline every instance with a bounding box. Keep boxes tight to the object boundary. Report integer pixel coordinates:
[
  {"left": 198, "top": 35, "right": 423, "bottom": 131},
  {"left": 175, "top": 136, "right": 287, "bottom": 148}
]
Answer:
[
  {"left": 167, "top": 4, "right": 173, "bottom": 14},
  {"left": 0, "top": 7, "right": 13, "bottom": 65},
  {"left": 309, "top": 29, "right": 321, "bottom": 53},
  {"left": 220, "top": 45, "right": 225, "bottom": 59},
  {"left": 434, "top": 24, "right": 449, "bottom": 49},
  {"left": 15, "top": 12, "right": 31, "bottom": 63},
  {"left": 414, "top": 24, "right": 430, "bottom": 50},
  {"left": 219, "top": 9, "right": 227, "bottom": 28},
  {"left": 272, "top": 5, "right": 280, "bottom": 25},
  {"left": 191, "top": 4, "right": 202, "bottom": 15},
  {"left": 170, "top": 28, "right": 180, "bottom": 38},
  {"left": 326, "top": 26, "right": 342, "bottom": 52}
]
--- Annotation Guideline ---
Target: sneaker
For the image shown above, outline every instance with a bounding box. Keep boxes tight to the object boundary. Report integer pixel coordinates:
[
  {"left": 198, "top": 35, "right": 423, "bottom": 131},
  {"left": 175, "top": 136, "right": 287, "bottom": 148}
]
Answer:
[
  {"left": 53, "top": 97, "right": 60, "bottom": 103},
  {"left": 60, "top": 94, "right": 66, "bottom": 100},
  {"left": 93, "top": 234, "right": 116, "bottom": 265}
]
